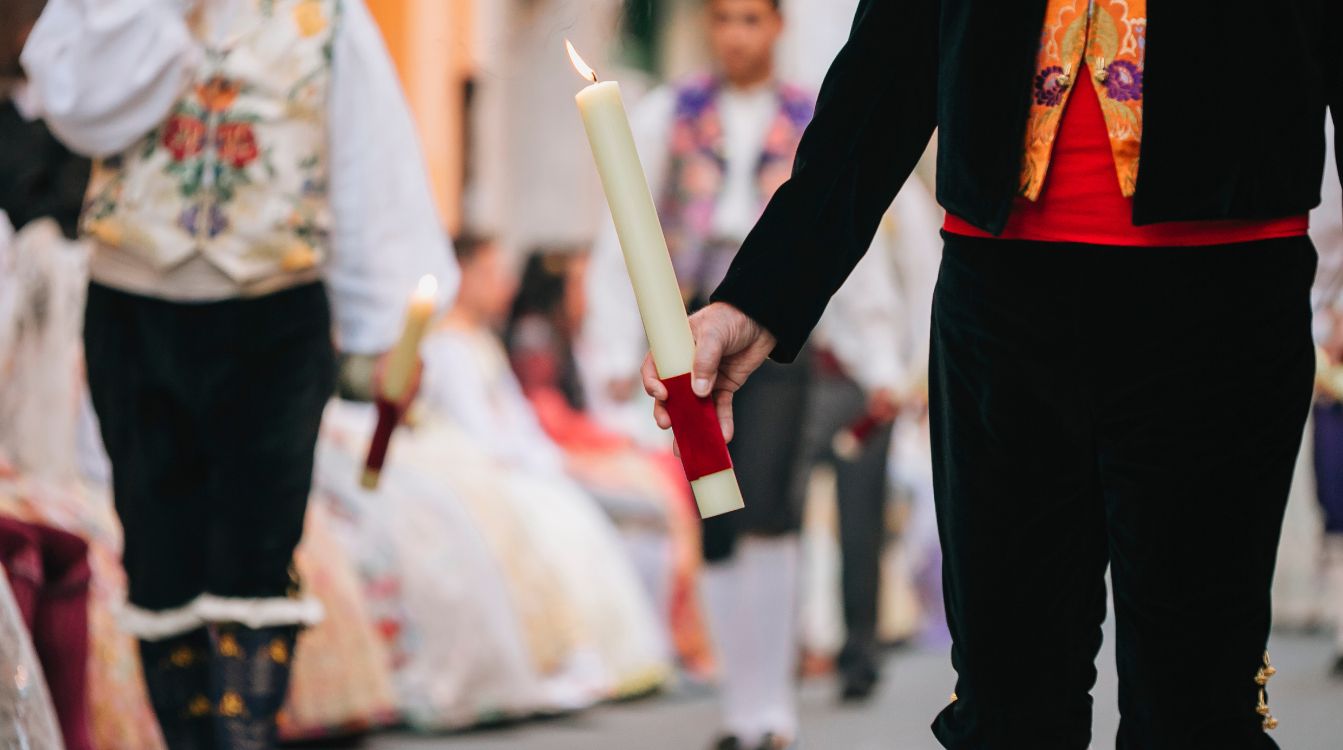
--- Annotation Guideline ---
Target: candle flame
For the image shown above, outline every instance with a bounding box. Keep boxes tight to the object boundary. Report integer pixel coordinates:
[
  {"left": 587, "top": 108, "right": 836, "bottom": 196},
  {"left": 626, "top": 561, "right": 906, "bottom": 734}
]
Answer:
[
  {"left": 415, "top": 274, "right": 438, "bottom": 301},
  {"left": 565, "top": 39, "right": 598, "bottom": 84}
]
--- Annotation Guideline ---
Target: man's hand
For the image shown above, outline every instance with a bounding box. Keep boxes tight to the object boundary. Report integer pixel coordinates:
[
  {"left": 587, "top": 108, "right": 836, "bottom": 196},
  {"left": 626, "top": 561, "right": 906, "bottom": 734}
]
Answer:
[
  {"left": 374, "top": 353, "right": 424, "bottom": 414},
  {"left": 868, "top": 387, "right": 901, "bottom": 425},
  {"left": 641, "top": 302, "right": 776, "bottom": 443}
]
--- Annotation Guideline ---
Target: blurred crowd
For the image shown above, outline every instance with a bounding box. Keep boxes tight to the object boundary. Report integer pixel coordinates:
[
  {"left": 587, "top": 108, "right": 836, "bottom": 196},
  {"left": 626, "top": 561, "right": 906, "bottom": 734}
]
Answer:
[{"left": 0, "top": 1, "right": 1340, "bottom": 750}]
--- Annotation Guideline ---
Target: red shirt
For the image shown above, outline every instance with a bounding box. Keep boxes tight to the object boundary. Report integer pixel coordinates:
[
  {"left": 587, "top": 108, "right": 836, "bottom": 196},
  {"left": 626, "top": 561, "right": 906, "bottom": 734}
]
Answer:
[{"left": 944, "top": 66, "right": 1309, "bottom": 247}]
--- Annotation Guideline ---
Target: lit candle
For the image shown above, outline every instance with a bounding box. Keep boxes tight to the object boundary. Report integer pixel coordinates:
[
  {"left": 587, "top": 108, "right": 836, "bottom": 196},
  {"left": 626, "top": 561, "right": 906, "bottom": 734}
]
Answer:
[
  {"left": 362, "top": 274, "right": 438, "bottom": 489},
  {"left": 383, "top": 274, "right": 439, "bottom": 402},
  {"left": 567, "top": 41, "right": 744, "bottom": 519}
]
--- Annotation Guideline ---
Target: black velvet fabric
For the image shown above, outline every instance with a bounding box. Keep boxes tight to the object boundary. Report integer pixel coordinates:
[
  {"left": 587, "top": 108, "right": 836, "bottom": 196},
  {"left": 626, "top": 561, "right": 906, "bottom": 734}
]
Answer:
[
  {"left": 84, "top": 282, "right": 336, "bottom": 611},
  {"left": 712, "top": 0, "right": 1343, "bottom": 363},
  {"left": 926, "top": 233, "right": 1316, "bottom": 750}
]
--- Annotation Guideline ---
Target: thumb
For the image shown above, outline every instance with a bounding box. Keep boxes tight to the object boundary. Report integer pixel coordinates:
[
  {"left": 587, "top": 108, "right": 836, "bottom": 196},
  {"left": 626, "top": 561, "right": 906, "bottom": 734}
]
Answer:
[{"left": 692, "top": 330, "right": 723, "bottom": 398}]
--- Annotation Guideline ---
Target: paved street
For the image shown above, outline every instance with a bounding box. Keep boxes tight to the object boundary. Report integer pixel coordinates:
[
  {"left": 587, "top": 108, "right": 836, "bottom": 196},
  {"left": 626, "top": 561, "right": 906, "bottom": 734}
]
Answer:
[{"left": 351, "top": 628, "right": 1343, "bottom": 750}]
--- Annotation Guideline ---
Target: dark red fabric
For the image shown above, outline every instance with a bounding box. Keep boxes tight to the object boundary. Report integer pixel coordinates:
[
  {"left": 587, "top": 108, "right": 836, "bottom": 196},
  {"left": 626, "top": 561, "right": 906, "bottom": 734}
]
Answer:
[
  {"left": 363, "top": 399, "right": 401, "bottom": 483},
  {"left": 0, "top": 517, "right": 42, "bottom": 628},
  {"left": 944, "top": 66, "right": 1310, "bottom": 247},
  {"left": 661, "top": 373, "right": 734, "bottom": 481},
  {"left": 32, "top": 525, "right": 93, "bottom": 750},
  {"left": 845, "top": 413, "right": 883, "bottom": 446}
]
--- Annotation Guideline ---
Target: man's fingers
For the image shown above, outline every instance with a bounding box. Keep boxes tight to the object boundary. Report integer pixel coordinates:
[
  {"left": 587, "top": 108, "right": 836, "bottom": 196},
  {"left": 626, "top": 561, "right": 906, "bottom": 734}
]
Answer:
[
  {"left": 715, "top": 390, "right": 735, "bottom": 443},
  {"left": 653, "top": 400, "right": 672, "bottom": 431},
  {"left": 691, "top": 330, "right": 723, "bottom": 398},
  {"left": 641, "top": 354, "right": 668, "bottom": 401}
]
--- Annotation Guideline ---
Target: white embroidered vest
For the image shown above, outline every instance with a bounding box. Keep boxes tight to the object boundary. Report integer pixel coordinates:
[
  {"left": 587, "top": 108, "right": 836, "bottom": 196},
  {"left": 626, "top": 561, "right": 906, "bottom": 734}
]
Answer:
[{"left": 83, "top": 0, "right": 339, "bottom": 286}]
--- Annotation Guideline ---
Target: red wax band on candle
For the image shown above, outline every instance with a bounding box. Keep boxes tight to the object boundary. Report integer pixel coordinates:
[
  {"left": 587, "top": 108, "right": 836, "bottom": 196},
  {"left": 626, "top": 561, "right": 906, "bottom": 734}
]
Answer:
[
  {"left": 364, "top": 400, "right": 401, "bottom": 476},
  {"left": 660, "top": 373, "right": 734, "bottom": 481},
  {"left": 846, "top": 413, "right": 881, "bottom": 445}
]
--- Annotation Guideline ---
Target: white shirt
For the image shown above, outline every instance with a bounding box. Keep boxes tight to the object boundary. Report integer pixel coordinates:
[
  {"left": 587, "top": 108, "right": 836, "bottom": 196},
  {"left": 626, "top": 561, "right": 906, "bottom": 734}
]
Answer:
[
  {"left": 714, "top": 84, "right": 781, "bottom": 243},
  {"left": 1313, "top": 120, "right": 1343, "bottom": 320},
  {"left": 20, "top": 0, "right": 459, "bottom": 355}
]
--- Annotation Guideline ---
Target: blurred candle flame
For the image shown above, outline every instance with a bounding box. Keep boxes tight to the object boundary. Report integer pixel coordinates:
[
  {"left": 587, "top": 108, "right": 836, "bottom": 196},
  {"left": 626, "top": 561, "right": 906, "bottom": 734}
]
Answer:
[
  {"left": 565, "top": 39, "right": 598, "bottom": 84},
  {"left": 415, "top": 274, "right": 438, "bottom": 301}
]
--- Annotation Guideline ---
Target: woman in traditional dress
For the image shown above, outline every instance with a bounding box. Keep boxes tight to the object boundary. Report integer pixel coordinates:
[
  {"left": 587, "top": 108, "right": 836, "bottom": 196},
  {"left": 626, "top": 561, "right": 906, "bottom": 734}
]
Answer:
[{"left": 418, "top": 235, "right": 671, "bottom": 698}]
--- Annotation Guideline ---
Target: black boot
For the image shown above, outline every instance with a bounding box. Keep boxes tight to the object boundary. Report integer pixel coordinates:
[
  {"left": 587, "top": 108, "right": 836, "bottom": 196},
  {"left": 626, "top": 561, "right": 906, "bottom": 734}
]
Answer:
[
  {"left": 138, "top": 629, "right": 216, "bottom": 750},
  {"left": 209, "top": 623, "right": 298, "bottom": 750},
  {"left": 836, "top": 643, "right": 880, "bottom": 703}
]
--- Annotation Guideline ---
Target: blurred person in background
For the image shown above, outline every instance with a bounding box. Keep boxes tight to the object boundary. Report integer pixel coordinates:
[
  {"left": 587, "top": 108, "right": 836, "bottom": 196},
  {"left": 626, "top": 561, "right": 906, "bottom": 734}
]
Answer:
[
  {"left": 509, "top": 250, "right": 714, "bottom": 677},
  {"left": 19, "top": 0, "right": 457, "bottom": 747},
  {"left": 1313, "top": 119, "right": 1343, "bottom": 679},
  {"left": 420, "top": 235, "right": 670, "bottom": 696},
  {"left": 648, "top": 1, "right": 1342, "bottom": 747},
  {"left": 583, "top": 1, "right": 811, "bottom": 747},
  {"left": 0, "top": 0, "right": 88, "bottom": 239},
  {"left": 0, "top": 4, "right": 97, "bottom": 748},
  {"left": 800, "top": 181, "right": 942, "bottom": 703}
]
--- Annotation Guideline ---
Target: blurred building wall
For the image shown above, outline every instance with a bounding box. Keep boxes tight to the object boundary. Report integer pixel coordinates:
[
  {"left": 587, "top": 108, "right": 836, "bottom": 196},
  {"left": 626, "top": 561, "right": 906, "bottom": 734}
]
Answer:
[
  {"left": 366, "top": 0, "right": 473, "bottom": 233},
  {"left": 467, "top": 0, "right": 625, "bottom": 258}
]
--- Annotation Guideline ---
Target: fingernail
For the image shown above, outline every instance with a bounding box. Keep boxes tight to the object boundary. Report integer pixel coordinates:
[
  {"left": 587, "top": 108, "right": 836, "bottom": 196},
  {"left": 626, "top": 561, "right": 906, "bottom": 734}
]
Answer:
[{"left": 693, "top": 378, "right": 711, "bottom": 396}]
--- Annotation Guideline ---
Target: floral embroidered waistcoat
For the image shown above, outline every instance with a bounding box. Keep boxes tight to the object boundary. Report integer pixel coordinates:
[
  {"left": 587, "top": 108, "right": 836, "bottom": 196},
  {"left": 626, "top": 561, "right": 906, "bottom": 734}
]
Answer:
[
  {"left": 659, "top": 76, "right": 814, "bottom": 301},
  {"left": 82, "top": 0, "right": 340, "bottom": 286},
  {"left": 1021, "top": 0, "right": 1147, "bottom": 199}
]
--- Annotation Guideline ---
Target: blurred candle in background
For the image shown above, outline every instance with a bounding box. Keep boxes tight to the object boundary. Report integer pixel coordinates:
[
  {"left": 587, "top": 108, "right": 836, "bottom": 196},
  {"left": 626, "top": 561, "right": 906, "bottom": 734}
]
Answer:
[{"left": 362, "top": 274, "right": 438, "bottom": 489}]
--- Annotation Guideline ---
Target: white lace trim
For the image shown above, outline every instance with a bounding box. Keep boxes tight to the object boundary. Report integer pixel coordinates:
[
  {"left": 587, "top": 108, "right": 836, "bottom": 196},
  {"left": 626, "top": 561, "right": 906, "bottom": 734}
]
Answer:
[{"left": 120, "top": 594, "right": 325, "bottom": 641}]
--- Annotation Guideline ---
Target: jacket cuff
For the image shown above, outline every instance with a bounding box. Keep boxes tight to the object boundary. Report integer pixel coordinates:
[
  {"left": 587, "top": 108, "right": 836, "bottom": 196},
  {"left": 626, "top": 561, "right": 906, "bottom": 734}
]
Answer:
[{"left": 710, "top": 272, "right": 812, "bottom": 365}]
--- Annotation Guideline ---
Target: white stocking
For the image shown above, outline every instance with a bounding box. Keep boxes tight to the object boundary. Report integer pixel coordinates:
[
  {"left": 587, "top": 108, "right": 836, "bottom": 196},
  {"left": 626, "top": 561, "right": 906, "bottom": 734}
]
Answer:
[
  {"left": 737, "top": 534, "right": 801, "bottom": 744},
  {"left": 1325, "top": 534, "right": 1343, "bottom": 653},
  {"left": 702, "top": 555, "right": 758, "bottom": 743}
]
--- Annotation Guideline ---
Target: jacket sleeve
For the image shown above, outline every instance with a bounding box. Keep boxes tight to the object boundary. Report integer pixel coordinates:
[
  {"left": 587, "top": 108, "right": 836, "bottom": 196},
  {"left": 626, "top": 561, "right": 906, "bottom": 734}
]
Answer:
[{"left": 710, "top": 0, "right": 940, "bottom": 363}]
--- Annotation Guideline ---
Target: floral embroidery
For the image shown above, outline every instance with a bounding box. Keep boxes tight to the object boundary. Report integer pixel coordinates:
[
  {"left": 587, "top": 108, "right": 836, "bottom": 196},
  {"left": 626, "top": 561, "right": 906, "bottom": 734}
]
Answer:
[
  {"left": 293, "top": 0, "right": 328, "bottom": 38},
  {"left": 1034, "top": 66, "right": 1069, "bottom": 106},
  {"left": 178, "top": 203, "right": 230, "bottom": 239},
  {"left": 81, "top": 0, "right": 339, "bottom": 283},
  {"left": 215, "top": 122, "right": 260, "bottom": 169},
  {"left": 195, "top": 75, "right": 240, "bottom": 112},
  {"left": 162, "top": 115, "right": 207, "bottom": 162},
  {"left": 659, "top": 76, "right": 813, "bottom": 301},
  {"left": 1104, "top": 59, "right": 1142, "bottom": 101},
  {"left": 1020, "top": 0, "right": 1147, "bottom": 200}
]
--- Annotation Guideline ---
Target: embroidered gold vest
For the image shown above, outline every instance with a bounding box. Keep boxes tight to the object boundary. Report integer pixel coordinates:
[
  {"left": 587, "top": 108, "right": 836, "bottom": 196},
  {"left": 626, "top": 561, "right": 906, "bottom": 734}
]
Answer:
[
  {"left": 83, "top": 0, "right": 339, "bottom": 286},
  {"left": 1020, "top": 0, "right": 1147, "bottom": 200}
]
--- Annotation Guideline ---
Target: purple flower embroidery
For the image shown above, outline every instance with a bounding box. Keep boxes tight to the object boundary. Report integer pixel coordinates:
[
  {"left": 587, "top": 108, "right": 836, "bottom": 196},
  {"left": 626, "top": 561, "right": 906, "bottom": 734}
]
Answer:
[
  {"left": 1105, "top": 60, "right": 1143, "bottom": 102},
  {"left": 1034, "top": 66, "right": 1068, "bottom": 106},
  {"left": 177, "top": 203, "right": 230, "bottom": 238}
]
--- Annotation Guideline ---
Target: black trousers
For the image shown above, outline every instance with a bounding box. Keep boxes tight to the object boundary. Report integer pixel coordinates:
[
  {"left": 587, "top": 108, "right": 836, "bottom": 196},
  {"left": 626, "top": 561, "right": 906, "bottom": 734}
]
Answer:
[
  {"left": 929, "top": 233, "right": 1316, "bottom": 750},
  {"left": 799, "top": 369, "right": 893, "bottom": 669},
  {"left": 84, "top": 282, "right": 336, "bottom": 612},
  {"left": 701, "top": 358, "right": 811, "bottom": 562}
]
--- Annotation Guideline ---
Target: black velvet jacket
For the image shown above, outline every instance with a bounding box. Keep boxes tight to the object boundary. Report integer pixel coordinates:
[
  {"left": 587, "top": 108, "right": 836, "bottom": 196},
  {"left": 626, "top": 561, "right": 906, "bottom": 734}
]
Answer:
[{"left": 711, "top": 0, "right": 1343, "bottom": 362}]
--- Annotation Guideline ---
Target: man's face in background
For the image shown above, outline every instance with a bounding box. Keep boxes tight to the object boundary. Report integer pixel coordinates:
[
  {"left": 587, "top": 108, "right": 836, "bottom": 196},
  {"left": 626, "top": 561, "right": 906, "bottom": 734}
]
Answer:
[{"left": 706, "top": 0, "right": 782, "bottom": 87}]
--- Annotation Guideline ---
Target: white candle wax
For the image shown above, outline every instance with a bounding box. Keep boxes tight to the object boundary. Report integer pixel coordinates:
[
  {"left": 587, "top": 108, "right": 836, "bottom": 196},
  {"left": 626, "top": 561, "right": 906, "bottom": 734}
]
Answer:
[
  {"left": 575, "top": 79, "right": 695, "bottom": 379},
  {"left": 382, "top": 274, "right": 438, "bottom": 403},
  {"left": 570, "top": 43, "right": 744, "bottom": 518}
]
